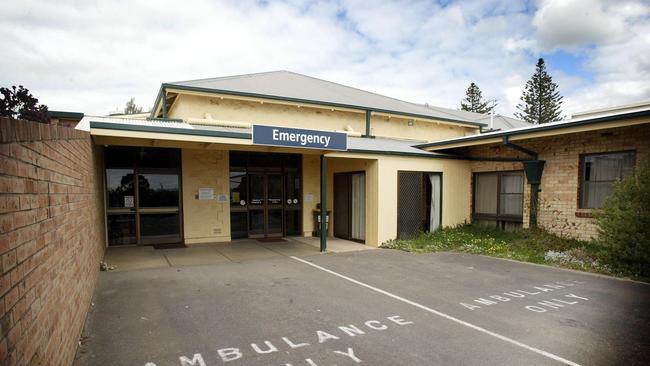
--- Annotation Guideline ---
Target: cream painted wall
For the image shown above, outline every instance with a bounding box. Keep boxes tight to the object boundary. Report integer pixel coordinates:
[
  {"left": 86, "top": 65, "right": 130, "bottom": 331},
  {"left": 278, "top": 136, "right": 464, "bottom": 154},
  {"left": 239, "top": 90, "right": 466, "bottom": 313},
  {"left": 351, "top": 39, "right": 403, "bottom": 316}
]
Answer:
[
  {"left": 370, "top": 114, "right": 475, "bottom": 141},
  {"left": 171, "top": 94, "right": 368, "bottom": 135},
  {"left": 168, "top": 93, "right": 476, "bottom": 142},
  {"left": 375, "top": 156, "right": 472, "bottom": 245},
  {"left": 181, "top": 149, "right": 231, "bottom": 244},
  {"left": 299, "top": 152, "right": 471, "bottom": 247}
]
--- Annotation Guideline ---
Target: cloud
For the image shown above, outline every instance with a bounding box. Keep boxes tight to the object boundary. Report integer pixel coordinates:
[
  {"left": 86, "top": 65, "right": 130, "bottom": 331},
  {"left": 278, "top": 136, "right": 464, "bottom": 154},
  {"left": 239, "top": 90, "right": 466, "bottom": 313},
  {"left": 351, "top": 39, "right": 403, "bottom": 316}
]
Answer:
[
  {"left": 533, "top": 0, "right": 627, "bottom": 50},
  {"left": 0, "top": 0, "right": 648, "bottom": 119},
  {"left": 531, "top": 0, "right": 650, "bottom": 115}
]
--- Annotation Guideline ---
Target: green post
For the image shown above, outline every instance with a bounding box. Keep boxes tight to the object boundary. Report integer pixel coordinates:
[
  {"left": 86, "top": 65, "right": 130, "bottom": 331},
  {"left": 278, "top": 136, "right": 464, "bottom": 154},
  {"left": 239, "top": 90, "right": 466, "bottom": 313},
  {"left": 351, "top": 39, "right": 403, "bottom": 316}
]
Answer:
[
  {"left": 162, "top": 87, "right": 168, "bottom": 119},
  {"left": 320, "top": 154, "right": 327, "bottom": 252},
  {"left": 365, "top": 110, "right": 371, "bottom": 137}
]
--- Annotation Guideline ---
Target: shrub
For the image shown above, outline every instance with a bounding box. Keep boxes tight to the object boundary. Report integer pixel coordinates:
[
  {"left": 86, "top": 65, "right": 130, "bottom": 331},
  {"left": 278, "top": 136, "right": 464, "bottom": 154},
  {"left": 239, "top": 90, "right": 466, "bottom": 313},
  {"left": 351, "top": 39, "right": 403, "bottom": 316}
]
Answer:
[
  {"left": 594, "top": 159, "right": 650, "bottom": 277},
  {"left": 0, "top": 85, "right": 49, "bottom": 123}
]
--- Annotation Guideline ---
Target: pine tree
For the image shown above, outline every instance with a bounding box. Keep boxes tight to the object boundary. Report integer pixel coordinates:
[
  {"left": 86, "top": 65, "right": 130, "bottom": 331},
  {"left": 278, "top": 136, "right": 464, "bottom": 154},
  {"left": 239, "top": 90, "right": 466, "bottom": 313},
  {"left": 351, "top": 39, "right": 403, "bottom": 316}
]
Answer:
[
  {"left": 460, "top": 82, "right": 495, "bottom": 114},
  {"left": 515, "top": 58, "right": 563, "bottom": 124}
]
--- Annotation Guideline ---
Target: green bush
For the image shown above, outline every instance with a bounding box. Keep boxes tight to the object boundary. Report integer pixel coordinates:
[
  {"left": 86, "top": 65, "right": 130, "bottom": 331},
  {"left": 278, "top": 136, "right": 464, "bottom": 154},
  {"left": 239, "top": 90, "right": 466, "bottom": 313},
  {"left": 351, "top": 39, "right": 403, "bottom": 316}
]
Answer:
[{"left": 594, "top": 159, "right": 650, "bottom": 277}]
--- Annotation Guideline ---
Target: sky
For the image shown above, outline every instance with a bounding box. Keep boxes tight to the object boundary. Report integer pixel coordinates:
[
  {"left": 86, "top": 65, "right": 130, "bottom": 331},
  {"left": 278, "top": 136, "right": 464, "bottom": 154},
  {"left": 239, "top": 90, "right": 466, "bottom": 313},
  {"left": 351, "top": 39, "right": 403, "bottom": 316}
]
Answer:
[{"left": 1, "top": 0, "right": 649, "bottom": 118}]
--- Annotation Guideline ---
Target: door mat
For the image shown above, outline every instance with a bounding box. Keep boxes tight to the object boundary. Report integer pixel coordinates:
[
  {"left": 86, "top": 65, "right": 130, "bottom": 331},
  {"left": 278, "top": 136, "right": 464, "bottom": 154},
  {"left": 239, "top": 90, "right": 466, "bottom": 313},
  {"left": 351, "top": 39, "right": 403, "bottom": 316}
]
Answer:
[
  {"left": 256, "top": 238, "right": 287, "bottom": 243},
  {"left": 151, "top": 242, "right": 187, "bottom": 249}
]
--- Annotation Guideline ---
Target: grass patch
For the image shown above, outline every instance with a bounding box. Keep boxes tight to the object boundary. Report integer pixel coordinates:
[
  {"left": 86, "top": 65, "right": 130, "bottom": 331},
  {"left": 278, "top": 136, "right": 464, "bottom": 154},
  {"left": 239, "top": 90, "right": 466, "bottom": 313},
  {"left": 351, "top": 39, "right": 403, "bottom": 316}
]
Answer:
[{"left": 381, "top": 224, "right": 646, "bottom": 282}]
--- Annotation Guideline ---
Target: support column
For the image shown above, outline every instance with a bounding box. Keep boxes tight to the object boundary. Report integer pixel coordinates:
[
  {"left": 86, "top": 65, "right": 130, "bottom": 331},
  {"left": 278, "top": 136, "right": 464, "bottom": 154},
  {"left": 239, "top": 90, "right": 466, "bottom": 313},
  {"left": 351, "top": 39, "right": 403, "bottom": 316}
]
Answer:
[
  {"left": 365, "top": 110, "right": 372, "bottom": 137},
  {"left": 161, "top": 87, "right": 168, "bottom": 119},
  {"left": 320, "top": 154, "right": 327, "bottom": 252}
]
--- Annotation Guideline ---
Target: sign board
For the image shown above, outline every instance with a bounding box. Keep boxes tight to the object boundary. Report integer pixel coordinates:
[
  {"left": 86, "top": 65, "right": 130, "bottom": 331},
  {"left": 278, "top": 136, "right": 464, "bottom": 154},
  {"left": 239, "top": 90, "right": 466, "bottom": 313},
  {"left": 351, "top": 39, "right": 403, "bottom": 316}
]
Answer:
[
  {"left": 124, "top": 195, "right": 134, "bottom": 208},
  {"left": 198, "top": 188, "right": 214, "bottom": 200},
  {"left": 252, "top": 125, "right": 348, "bottom": 151}
]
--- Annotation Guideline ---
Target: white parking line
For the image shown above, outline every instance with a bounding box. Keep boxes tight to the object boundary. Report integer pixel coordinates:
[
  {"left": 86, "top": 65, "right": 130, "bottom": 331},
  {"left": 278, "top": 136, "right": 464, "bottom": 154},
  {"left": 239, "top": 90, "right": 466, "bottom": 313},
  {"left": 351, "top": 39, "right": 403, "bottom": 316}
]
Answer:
[{"left": 290, "top": 256, "right": 581, "bottom": 366}]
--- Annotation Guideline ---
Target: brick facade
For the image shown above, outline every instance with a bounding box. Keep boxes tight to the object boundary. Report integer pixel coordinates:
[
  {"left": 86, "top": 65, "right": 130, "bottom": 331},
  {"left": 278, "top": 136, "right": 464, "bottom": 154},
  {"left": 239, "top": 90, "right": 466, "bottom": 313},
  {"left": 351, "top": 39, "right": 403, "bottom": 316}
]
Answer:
[
  {"left": 456, "top": 124, "right": 650, "bottom": 240},
  {"left": 0, "top": 118, "right": 105, "bottom": 365}
]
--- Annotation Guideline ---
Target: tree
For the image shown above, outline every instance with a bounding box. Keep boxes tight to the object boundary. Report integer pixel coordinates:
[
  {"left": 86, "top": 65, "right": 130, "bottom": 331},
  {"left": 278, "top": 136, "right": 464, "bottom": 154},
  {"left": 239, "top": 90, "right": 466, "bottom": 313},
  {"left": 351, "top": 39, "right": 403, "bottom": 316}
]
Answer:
[
  {"left": 0, "top": 85, "right": 49, "bottom": 123},
  {"left": 124, "top": 98, "right": 143, "bottom": 114},
  {"left": 460, "top": 82, "right": 495, "bottom": 114},
  {"left": 594, "top": 159, "right": 650, "bottom": 277},
  {"left": 515, "top": 58, "right": 563, "bottom": 124}
]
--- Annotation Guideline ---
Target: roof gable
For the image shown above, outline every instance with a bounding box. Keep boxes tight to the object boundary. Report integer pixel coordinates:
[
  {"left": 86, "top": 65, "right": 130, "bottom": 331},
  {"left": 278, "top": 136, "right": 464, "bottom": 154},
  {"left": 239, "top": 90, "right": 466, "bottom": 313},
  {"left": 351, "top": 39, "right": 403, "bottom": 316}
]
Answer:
[{"left": 163, "top": 71, "right": 488, "bottom": 126}]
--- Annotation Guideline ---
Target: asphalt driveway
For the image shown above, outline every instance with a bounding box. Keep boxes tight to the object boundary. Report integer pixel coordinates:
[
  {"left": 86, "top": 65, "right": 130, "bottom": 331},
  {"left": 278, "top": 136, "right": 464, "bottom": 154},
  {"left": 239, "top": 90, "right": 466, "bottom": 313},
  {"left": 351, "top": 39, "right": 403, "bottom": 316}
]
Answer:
[{"left": 75, "top": 249, "right": 650, "bottom": 366}]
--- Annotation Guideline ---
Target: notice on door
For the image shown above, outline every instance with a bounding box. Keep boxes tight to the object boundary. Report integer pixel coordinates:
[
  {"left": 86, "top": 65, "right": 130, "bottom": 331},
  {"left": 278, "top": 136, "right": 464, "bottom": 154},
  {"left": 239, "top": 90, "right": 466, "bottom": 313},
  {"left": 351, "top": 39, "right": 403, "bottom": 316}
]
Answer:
[
  {"left": 124, "top": 195, "right": 134, "bottom": 208},
  {"left": 252, "top": 125, "right": 348, "bottom": 151},
  {"left": 198, "top": 188, "right": 214, "bottom": 200}
]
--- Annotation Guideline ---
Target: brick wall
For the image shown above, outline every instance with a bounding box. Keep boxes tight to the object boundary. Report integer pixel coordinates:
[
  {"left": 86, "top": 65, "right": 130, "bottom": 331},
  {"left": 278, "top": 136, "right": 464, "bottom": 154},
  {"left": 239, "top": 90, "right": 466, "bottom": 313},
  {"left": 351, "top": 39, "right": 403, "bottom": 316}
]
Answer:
[
  {"left": 457, "top": 123, "right": 650, "bottom": 240},
  {"left": 0, "top": 117, "right": 105, "bottom": 365}
]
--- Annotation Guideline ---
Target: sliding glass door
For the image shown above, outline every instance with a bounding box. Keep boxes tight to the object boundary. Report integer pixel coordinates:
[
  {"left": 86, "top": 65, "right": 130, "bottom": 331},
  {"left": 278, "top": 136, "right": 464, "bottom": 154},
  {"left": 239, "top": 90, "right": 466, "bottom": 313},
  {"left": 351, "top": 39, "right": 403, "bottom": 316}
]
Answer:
[{"left": 229, "top": 152, "right": 302, "bottom": 239}]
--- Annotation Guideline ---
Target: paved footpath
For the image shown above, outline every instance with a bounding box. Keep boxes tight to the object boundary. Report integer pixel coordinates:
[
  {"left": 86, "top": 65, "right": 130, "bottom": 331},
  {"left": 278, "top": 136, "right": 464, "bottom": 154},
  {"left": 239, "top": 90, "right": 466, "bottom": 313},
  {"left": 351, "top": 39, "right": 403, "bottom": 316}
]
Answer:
[{"left": 75, "top": 250, "right": 650, "bottom": 366}]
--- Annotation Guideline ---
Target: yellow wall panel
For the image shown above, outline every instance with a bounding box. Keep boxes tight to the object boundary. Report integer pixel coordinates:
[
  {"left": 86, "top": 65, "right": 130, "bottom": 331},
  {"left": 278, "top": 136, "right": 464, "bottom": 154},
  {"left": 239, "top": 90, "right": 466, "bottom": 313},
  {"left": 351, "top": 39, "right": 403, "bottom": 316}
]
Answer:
[{"left": 181, "top": 149, "right": 231, "bottom": 243}]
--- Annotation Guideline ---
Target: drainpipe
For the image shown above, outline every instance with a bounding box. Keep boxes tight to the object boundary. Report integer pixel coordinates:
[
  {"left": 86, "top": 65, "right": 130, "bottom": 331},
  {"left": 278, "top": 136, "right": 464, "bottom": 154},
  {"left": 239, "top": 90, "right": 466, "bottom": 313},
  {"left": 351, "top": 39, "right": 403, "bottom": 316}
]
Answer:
[
  {"left": 364, "top": 110, "right": 372, "bottom": 137},
  {"left": 502, "top": 136, "right": 545, "bottom": 228},
  {"left": 320, "top": 155, "right": 327, "bottom": 252}
]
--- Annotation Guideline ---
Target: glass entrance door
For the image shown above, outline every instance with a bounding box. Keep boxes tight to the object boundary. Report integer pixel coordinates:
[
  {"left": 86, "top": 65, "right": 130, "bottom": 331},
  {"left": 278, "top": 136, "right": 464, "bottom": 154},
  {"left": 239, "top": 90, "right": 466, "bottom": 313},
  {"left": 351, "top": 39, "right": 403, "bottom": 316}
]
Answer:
[
  {"left": 105, "top": 147, "right": 182, "bottom": 246},
  {"left": 266, "top": 174, "right": 283, "bottom": 237},
  {"left": 230, "top": 152, "right": 302, "bottom": 239},
  {"left": 248, "top": 173, "right": 284, "bottom": 238}
]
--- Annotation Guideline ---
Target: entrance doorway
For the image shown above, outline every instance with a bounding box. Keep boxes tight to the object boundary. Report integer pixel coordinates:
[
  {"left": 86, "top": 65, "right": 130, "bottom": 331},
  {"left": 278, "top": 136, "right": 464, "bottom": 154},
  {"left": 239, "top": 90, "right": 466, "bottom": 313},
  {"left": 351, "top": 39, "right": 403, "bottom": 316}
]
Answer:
[
  {"left": 397, "top": 171, "right": 442, "bottom": 239},
  {"left": 334, "top": 172, "right": 365, "bottom": 243},
  {"left": 229, "top": 152, "right": 302, "bottom": 239},
  {"left": 104, "top": 147, "right": 182, "bottom": 246},
  {"left": 248, "top": 173, "right": 283, "bottom": 238}
]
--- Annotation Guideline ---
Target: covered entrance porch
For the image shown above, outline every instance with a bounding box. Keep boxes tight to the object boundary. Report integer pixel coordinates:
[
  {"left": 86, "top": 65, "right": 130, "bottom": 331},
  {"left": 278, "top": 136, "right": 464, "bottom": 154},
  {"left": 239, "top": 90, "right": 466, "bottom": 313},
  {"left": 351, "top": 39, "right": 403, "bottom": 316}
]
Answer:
[{"left": 94, "top": 131, "right": 350, "bottom": 249}]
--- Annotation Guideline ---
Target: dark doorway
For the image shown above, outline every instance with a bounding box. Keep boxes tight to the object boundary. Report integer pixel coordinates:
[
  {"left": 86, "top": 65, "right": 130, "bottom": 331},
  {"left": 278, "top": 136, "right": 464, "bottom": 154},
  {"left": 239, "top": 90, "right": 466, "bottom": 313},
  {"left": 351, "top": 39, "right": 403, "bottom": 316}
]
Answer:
[
  {"left": 334, "top": 172, "right": 365, "bottom": 243},
  {"left": 248, "top": 173, "right": 283, "bottom": 238},
  {"left": 397, "top": 171, "right": 442, "bottom": 239},
  {"left": 229, "top": 152, "right": 302, "bottom": 239}
]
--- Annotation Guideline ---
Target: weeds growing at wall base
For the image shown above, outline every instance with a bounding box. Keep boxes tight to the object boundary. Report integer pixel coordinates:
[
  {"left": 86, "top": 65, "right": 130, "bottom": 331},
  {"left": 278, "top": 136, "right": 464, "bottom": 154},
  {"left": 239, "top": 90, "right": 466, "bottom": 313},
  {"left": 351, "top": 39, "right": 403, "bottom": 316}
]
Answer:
[{"left": 381, "top": 224, "right": 646, "bottom": 282}]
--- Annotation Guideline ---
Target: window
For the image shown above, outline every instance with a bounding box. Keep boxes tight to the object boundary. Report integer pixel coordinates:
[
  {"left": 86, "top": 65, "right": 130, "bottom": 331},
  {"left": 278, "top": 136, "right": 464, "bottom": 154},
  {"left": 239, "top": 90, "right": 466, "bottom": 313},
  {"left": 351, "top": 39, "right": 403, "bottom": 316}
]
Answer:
[
  {"left": 104, "top": 147, "right": 182, "bottom": 246},
  {"left": 473, "top": 171, "right": 524, "bottom": 230},
  {"left": 580, "top": 151, "right": 635, "bottom": 209}
]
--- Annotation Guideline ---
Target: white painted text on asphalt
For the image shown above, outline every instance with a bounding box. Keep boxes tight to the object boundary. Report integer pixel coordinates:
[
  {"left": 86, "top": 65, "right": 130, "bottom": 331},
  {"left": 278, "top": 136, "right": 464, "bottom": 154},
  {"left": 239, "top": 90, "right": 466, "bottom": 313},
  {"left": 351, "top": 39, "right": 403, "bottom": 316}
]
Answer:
[
  {"left": 144, "top": 315, "right": 413, "bottom": 366},
  {"left": 459, "top": 279, "right": 589, "bottom": 313}
]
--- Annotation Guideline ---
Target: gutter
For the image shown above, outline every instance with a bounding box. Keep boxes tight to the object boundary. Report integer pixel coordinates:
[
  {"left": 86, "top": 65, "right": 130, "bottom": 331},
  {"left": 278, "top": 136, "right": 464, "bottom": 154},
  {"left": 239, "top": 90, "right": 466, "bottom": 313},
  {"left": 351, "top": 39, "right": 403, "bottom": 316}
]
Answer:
[{"left": 88, "top": 121, "right": 252, "bottom": 140}]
